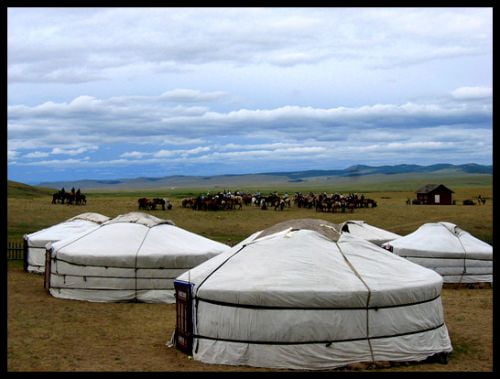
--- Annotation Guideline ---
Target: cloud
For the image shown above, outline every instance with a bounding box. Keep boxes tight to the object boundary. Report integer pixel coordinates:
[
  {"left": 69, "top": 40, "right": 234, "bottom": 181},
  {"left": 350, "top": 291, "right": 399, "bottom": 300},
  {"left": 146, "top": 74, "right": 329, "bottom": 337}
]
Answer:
[
  {"left": 8, "top": 8, "right": 492, "bottom": 83},
  {"left": 8, "top": 150, "right": 20, "bottom": 161},
  {"left": 160, "top": 89, "right": 227, "bottom": 102},
  {"left": 120, "top": 151, "right": 150, "bottom": 159},
  {"left": 25, "top": 151, "right": 50, "bottom": 158},
  {"left": 7, "top": 91, "right": 492, "bottom": 154},
  {"left": 7, "top": 87, "right": 492, "bottom": 182},
  {"left": 451, "top": 86, "right": 492, "bottom": 100},
  {"left": 51, "top": 146, "right": 98, "bottom": 155}
]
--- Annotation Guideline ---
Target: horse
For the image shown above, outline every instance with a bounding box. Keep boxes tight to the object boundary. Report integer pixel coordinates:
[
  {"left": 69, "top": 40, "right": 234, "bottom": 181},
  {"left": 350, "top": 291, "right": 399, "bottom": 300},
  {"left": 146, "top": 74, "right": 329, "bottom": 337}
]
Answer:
[
  {"left": 332, "top": 201, "right": 341, "bottom": 213},
  {"left": 347, "top": 202, "right": 355, "bottom": 213},
  {"left": 231, "top": 195, "right": 243, "bottom": 210},
  {"left": 242, "top": 194, "right": 253, "bottom": 206},
  {"left": 138, "top": 197, "right": 155, "bottom": 210},
  {"left": 260, "top": 199, "right": 268, "bottom": 210},
  {"left": 76, "top": 193, "right": 87, "bottom": 205},
  {"left": 153, "top": 198, "right": 171, "bottom": 210},
  {"left": 64, "top": 192, "right": 75, "bottom": 205},
  {"left": 274, "top": 199, "right": 286, "bottom": 211},
  {"left": 182, "top": 198, "right": 194, "bottom": 208},
  {"left": 52, "top": 192, "right": 62, "bottom": 204}
]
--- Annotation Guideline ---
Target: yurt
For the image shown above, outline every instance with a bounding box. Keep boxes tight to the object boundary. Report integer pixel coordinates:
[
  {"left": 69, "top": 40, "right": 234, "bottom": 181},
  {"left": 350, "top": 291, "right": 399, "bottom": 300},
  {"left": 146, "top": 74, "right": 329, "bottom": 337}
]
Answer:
[
  {"left": 339, "top": 220, "right": 401, "bottom": 246},
  {"left": 23, "top": 212, "right": 110, "bottom": 274},
  {"left": 382, "top": 222, "right": 492, "bottom": 284},
  {"left": 172, "top": 219, "right": 452, "bottom": 370},
  {"left": 46, "top": 212, "right": 231, "bottom": 303}
]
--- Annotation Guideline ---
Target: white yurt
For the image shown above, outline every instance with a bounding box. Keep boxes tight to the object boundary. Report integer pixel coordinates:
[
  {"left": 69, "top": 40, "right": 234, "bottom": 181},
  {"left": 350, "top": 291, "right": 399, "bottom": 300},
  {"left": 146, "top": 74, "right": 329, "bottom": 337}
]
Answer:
[
  {"left": 23, "top": 212, "right": 110, "bottom": 274},
  {"left": 339, "top": 220, "right": 401, "bottom": 246},
  {"left": 46, "top": 212, "right": 231, "bottom": 303},
  {"left": 172, "top": 219, "right": 452, "bottom": 370},
  {"left": 382, "top": 222, "right": 492, "bottom": 284}
]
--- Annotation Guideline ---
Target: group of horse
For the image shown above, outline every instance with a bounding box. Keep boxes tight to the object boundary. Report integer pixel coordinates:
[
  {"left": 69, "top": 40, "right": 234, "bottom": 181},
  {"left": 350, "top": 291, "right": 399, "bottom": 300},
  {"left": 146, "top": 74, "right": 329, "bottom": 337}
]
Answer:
[
  {"left": 182, "top": 192, "right": 244, "bottom": 211},
  {"left": 179, "top": 190, "right": 376, "bottom": 213},
  {"left": 137, "top": 197, "right": 172, "bottom": 211},
  {"left": 51, "top": 188, "right": 86, "bottom": 205},
  {"left": 295, "top": 192, "right": 377, "bottom": 213}
]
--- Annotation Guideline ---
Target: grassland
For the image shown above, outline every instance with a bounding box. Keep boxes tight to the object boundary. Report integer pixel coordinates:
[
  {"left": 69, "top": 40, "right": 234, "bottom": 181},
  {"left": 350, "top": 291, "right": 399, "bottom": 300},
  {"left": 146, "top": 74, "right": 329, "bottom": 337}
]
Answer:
[{"left": 6, "top": 181, "right": 493, "bottom": 371}]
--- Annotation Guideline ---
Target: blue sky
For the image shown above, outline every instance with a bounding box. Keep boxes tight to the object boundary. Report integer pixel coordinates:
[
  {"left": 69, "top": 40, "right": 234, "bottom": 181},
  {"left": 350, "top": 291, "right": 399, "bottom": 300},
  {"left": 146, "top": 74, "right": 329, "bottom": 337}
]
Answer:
[{"left": 7, "top": 7, "right": 492, "bottom": 185}]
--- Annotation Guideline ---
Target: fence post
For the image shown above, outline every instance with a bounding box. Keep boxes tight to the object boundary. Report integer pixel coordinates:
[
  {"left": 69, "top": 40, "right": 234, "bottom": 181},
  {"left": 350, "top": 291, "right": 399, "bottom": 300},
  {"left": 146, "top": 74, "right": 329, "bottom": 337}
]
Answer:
[{"left": 23, "top": 238, "right": 29, "bottom": 272}]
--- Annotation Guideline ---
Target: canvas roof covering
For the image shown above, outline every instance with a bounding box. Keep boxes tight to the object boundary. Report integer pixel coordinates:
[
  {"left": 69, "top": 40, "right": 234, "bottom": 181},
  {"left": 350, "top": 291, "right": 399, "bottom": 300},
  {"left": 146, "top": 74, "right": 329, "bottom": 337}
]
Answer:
[
  {"left": 339, "top": 220, "right": 401, "bottom": 246},
  {"left": 23, "top": 212, "right": 110, "bottom": 274},
  {"left": 47, "top": 212, "right": 231, "bottom": 303},
  {"left": 382, "top": 222, "right": 492, "bottom": 283},
  {"left": 174, "top": 218, "right": 452, "bottom": 370}
]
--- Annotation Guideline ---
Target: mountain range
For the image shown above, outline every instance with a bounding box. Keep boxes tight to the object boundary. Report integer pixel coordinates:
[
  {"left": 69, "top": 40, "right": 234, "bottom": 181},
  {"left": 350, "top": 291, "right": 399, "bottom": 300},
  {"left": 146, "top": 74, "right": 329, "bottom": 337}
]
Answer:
[{"left": 36, "top": 163, "right": 492, "bottom": 191}]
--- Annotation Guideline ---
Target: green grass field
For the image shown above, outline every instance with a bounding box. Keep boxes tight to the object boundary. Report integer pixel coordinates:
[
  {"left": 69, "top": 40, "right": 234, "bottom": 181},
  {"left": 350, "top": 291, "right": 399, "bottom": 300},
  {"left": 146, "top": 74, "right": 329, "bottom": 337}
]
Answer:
[
  {"left": 7, "top": 181, "right": 493, "bottom": 245},
  {"left": 6, "top": 180, "right": 493, "bottom": 371}
]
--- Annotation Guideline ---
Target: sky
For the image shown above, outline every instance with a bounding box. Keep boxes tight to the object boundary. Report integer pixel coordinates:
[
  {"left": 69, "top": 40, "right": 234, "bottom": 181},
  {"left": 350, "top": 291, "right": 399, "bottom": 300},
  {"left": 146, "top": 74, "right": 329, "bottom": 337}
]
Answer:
[{"left": 7, "top": 7, "right": 493, "bottom": 185}]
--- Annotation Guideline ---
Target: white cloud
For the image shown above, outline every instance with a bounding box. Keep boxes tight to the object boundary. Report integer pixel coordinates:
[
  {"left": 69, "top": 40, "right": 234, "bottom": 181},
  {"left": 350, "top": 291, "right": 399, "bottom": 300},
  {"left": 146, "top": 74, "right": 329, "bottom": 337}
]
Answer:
[
  {"left": 120, "top": 151, "right": 151, "bottom": 159},
  {"left": 8, "top": 8, "right": 492, "bottom": 83},
  {"left": 160, "top": 89, "right": 227, "bottom": 102},
  {"left": 25, "top": 151, "right": 50, "bottom": 158},
  {"left": 451, "top": 86, "right": 492, "bottom": 100},
  {"left": 153, "top": 150, "right": 176, "bottom": 158},
  {"left": 51, "top": 146, "right": 97, "bottom": 155},
  {"left": 8, "top": 150, "right": 19, "bottom": 160},
  {"left": 7, "top": 91, "right": 492, "bottom": 156}
]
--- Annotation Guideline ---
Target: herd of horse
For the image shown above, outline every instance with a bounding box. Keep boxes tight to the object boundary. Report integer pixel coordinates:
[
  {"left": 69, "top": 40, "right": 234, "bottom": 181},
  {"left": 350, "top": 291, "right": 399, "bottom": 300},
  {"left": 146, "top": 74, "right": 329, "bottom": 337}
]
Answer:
[
  {"left": 51, "top": 186, "right": 376, "bottom": 213},
  {"left": 137, "top": 197, "right": 172, "bottom": 211},
  {"left": 181, "top": 192, "right": 244, "bottom": 211},
  {"left": 51, "top": 188, "right": 86, "bottom": 205},
  {"left": 181, "top": 191, "right": 377, "bottom": 213}
]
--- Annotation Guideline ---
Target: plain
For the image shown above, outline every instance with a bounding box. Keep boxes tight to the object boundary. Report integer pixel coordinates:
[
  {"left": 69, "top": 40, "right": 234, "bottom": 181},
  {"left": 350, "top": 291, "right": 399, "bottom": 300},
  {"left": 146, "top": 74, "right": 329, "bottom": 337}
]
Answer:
[{"left": 7, "top": 181, "right": 493, "bottom": 371}]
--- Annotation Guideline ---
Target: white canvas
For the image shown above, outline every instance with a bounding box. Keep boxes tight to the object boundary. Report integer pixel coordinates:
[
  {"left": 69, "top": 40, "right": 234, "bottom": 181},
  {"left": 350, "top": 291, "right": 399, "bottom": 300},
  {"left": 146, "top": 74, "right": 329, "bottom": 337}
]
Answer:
[
  {"left": 47, "top": 212, "right": 231, "bottom": 303},
  {"left": 23, "top": 212, "right": 110, "bottom": 273},
  {"left": 174, "top": 219, "right": 452, "bottom": 370},
  {"left": 340, "top": 220, "right": 401, "bottom": 246},
  {"left": 382, "top": 222, "right": 492, "bottom": 283}
]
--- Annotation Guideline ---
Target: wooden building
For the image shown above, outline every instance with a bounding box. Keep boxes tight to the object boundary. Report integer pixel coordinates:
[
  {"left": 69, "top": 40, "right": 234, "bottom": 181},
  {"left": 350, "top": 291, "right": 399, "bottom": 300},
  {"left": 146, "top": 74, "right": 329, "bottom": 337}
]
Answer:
[{"left": 415, "top": 184, "right": 454, "bottom": 205}]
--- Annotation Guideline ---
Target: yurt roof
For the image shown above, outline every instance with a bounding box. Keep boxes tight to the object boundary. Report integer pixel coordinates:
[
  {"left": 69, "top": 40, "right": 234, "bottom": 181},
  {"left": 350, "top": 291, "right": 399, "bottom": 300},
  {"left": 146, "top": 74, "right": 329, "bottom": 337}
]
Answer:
[
  {"left": 65, "top": 212, "right": 111, "bottom": 224},
  {"left": 256, "top": 218, "right": 341, "bottom": 241},
  {"left": 177, "top": 219, "right": 442, "bottom": 309},
  {"left": 50, "top": 212, "right": 230, "bottom": 269},
  {"left": 339, "top": 220, "right": 401, "bottom": 244},
  {"left": 24, "top": 212, "right": 110, "bottom": 247},
  {"left": 383, "top": 222, "right": 492, "bottom": 259},
  {"left": 106, "top": 211, "right": 175, "bottom": 227}
]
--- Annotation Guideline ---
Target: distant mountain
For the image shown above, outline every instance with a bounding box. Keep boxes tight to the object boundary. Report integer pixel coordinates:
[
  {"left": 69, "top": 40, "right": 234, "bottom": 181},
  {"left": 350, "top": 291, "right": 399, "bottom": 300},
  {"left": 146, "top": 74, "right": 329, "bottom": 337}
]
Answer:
[{"left": 35, "top": 163, "right": 492, "bottom": 191}]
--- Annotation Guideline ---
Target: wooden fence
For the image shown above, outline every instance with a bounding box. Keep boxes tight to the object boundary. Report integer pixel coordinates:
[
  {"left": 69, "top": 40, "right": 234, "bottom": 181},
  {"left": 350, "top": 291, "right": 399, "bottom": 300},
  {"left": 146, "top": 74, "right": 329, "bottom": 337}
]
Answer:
[{"left": 7, "top": 240, "right": 25, "bottom": 260}]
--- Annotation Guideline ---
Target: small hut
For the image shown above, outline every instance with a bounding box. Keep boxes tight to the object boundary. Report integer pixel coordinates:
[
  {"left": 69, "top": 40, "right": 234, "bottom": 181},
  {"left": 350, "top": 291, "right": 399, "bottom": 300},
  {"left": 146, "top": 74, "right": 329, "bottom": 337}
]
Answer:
[{"left": 415, "top": 184, "right": 454, "bottom": 205}]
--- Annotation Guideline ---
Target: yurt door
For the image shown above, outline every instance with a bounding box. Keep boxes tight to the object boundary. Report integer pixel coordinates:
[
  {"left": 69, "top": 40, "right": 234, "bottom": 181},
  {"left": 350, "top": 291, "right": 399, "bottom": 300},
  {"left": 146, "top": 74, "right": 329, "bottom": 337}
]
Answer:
[
  {"left": 174, "top": 280, "right": 194, "bottom": 355},
  {"left": 43, "top": 249, "right": 51, "bottom": 292},
  {"left": 23, "top": 238, "right": 28, "bottom": 272}
]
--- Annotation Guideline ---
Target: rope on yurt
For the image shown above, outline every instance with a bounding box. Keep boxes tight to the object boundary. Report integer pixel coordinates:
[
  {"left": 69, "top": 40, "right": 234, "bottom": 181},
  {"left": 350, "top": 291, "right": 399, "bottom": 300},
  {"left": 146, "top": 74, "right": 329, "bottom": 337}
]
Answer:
[
  {"left": 443, "top": 224, "right": 468, "bottom": 287},
  {"left": 193, "top": 244, "right": 249, "bottom": 354},
  {"left": 134, "top": 227, "right": 152, "bottom": 303},
  {"left": 335, "top": 241, "right": 375, "bottom": 365}
]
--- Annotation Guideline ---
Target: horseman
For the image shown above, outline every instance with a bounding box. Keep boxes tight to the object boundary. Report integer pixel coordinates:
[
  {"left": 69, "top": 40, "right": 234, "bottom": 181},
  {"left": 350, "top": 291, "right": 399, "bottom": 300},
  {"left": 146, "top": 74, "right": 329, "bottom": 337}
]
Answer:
[{"left": 60, "top": 187, "right": 66, "bottom": 204}]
